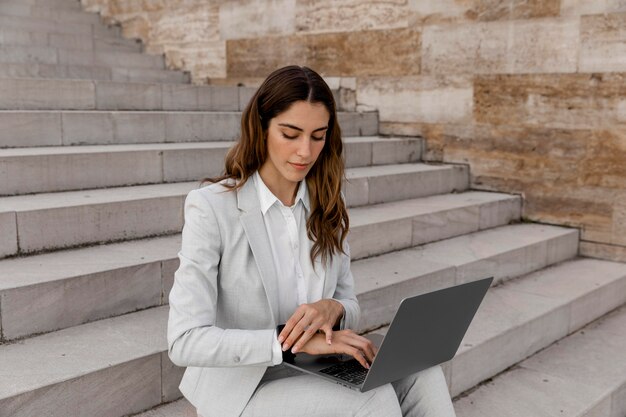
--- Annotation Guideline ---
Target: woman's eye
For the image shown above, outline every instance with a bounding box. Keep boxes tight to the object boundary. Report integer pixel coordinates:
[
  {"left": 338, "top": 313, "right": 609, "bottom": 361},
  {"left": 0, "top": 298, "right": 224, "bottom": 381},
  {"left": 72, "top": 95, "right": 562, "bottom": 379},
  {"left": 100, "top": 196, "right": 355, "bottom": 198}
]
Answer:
[
  {"left": 282, "top": 133, "right": 298, "bottom": 140},
  {"left": 312, "top": 136, "right": 325, "bottom": 141}
]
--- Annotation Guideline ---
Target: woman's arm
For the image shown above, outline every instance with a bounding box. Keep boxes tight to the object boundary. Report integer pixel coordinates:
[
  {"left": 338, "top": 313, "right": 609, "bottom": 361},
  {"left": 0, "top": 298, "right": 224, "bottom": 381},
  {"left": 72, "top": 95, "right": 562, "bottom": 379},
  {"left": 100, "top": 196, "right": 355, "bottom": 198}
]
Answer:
[
  {"left": 332, "top": 239, "right": 360, "bottom": 331},
  {"left": 167, "top": 189, "right": 278, "bottom": 368}
]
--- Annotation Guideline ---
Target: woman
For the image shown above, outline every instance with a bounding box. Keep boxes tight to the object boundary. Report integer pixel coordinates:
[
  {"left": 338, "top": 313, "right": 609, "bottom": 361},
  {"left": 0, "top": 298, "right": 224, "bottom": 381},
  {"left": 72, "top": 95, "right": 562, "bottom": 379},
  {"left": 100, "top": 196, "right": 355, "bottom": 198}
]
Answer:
[{"left": 167, "top": 66, "right": 457, "bottom": 417}]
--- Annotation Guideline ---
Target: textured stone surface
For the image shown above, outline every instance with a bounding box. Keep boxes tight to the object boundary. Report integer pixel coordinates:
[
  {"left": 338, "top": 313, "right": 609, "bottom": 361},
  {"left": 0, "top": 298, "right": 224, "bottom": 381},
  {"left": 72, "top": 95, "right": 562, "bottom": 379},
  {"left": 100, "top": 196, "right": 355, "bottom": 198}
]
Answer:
[
  {"left": 475, "top": 73, "right": 626, "bottom": 129},
  {"left": 422, "top": 18, "right": 579, "bottom": 75},
  {"left": 0, "top": 111, "right": 62, "bottom": 147},
  {"left": 161, "top": 351, "right": 184, "bottom": 403},
  {"left": 7, "top": 183, "right": 189, "bottom": 253},
  {"left": 2, "top": 262, "right": 162, "bottom": 340},
  {"left": 1, "top": 356, "right": 162, "bottom": 417},
  {"left": 419, "top": 123, "right": 626, "bottom": 246},
  {"left": 0, "top": 306, "right": 168, "bottom": 415},
  {"left": 296, "top": 0, "right": 408, "bottom": 34},
  {"left": 560, "top": 0, "right": 626, "bottom": 16},
  {"left": 226, "top": 28, "right": 420, "bottom": 78},
  {"left": 357, "top": 76, "right": 473, "bottom": 124},
  {"left": 0, "top": 78, "right": 95, "bottom": 110},
  {"left": 410, "top": 0, "right": 560, "bottom": 24},
  {"left": 580, "top": 240, "right": 626, "bottom": 262},
  {"left": 454, "top": 367, "right": 607, "bottom": 417},
  {"left": 0, "top": 212, "right": 17, "bottom": 258},
  {"left": 219, "top": 0, "right": 295, "bottom": 40},
  {"left": 580, "top": 13, "right": 626, "bottom": 73}
]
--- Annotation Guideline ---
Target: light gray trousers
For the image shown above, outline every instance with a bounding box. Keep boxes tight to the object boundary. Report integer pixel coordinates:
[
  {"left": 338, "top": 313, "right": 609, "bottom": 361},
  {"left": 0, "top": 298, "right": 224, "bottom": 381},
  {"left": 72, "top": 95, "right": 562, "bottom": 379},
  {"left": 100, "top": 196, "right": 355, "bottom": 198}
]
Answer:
[{"left": 198, "top": 364, "right": 456, "bottom": 417}]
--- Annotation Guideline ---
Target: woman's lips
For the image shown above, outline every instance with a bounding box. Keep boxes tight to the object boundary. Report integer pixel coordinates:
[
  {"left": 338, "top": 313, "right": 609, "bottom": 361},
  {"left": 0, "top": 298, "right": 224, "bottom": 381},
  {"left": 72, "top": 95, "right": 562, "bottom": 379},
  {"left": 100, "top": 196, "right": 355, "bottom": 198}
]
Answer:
[{"left": 289, "top": 162, "right": 309, "bottom": 170}]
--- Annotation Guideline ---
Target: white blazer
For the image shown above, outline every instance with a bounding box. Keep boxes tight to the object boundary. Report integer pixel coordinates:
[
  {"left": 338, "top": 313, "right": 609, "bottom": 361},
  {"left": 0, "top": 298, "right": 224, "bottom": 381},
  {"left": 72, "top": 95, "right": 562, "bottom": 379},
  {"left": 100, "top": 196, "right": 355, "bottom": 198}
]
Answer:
[{"left": 167, "top": 177, "right": 360, "bottom": 417}]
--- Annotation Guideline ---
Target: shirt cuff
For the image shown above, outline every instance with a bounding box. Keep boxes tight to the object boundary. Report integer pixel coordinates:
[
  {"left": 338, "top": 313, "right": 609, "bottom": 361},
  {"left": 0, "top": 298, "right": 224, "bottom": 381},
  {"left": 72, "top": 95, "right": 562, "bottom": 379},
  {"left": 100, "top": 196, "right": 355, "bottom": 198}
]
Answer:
[{"left": 271, "top": 329, "right": 283, "bottom": 365}]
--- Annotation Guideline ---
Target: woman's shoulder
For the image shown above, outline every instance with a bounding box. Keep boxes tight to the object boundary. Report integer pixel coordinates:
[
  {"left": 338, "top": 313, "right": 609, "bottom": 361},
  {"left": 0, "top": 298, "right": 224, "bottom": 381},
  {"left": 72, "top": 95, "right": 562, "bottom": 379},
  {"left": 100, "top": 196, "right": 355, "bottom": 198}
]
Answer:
[{"left": 187, "top": 178, "right": 238, "bottom": 208}]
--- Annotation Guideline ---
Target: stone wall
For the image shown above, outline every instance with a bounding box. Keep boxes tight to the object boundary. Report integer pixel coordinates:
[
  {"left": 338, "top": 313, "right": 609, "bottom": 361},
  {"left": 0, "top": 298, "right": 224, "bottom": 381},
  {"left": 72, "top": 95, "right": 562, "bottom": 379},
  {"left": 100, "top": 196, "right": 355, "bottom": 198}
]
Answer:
[{"left": 81, "top": 0, "right": 626, "bottom": 261}]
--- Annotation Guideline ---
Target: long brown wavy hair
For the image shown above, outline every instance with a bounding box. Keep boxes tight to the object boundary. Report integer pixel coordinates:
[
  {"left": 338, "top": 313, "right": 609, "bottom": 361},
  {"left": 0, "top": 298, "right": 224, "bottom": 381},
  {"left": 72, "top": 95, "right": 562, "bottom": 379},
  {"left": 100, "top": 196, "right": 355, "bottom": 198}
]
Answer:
[{"left": 203, "top": 65, "right": 349, "bottom": 266}]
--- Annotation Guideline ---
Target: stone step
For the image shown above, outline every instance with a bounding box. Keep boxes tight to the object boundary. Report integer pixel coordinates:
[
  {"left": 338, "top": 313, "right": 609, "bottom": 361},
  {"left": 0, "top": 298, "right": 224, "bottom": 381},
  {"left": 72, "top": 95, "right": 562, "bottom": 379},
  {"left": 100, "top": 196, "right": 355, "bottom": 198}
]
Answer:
[
  {"left": 0, "top": 44, "right": 164, "bottom": 69},
  {"left": 0, "top": 79, "right": 251, "bottom": 113},
  {"left": 0, "top": 163, "right": 468, "bottom": 257},
  {"left": 0, "top": 3, "right": 101, "bottom": 24},
  {"left": 454, "top": 302, "right": 626, "bottom": 417},
  {"left": 0, "top": 14, "right": 120, "bottom": 39},
  {"left": 0, "top": 137, "right": 422, "bottom": 195},
  {"left": 0, "top": 62, "right": 189, "bottom": 84},
  {"left": 352, "top": 223, "right": 578, "bottom": 332},
  {"left": 0, "top": 223, "right": 577, "bottom": 416},
  {"left": 0, "top": 110, "right": 378, "bottom": 148},
  {"left": 0, "top": 27, "right": 142, "bottom": 52},
  {"left": 0, "top": 190, "right": 518, "bottom": 340},
  {"left": 0, "top": 78, "right": 239, "bottom": 111},
  {"left": 136, "top": 255, "right": 626, "bottom": 417},
  {"left": 0, "top": 78, "right": 349, "bottom": 112}
]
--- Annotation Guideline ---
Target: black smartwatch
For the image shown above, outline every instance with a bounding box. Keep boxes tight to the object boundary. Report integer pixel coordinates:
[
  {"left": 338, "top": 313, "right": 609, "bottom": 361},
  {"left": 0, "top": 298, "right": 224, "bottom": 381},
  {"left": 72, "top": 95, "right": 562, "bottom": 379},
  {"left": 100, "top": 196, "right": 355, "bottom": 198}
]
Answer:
[{"left": 276, "top": 324, "right": 296, "bottom": 363}]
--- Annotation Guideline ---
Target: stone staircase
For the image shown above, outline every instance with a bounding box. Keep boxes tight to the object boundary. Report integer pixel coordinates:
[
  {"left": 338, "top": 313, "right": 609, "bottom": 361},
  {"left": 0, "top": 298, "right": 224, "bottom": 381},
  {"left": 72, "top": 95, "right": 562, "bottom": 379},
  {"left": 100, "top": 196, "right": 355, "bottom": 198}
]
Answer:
[{"left": 0, "top": 1, "right": 625, "bottom": 417}]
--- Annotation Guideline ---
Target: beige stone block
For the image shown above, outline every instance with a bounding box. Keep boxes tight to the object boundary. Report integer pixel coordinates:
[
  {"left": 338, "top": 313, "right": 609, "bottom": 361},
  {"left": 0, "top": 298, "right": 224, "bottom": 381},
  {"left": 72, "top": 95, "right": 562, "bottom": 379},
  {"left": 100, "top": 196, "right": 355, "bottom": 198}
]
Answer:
[
  {"left": 152, "top": 4, "right": 219, "bottom": 44},
  {"left": 474, "top": 73, "right": 626, "bottom": 129},
  {"left": 357, "top": 76, "right": 473, "bottom": 124},
  {"left": 422, "top": 18, "right": 578, "bottom": 75},
  {"left": 295, "top": 0, "right": 408, "bottom": 34},
  {"left": 510, "top": 18, "right": 579, "bottom": 73},
  {"left": 108, "top": 0, "right": 171, "bottom": 14},
  {"left": 580, "top": 240, "right": 626, "bottom": 262},
  {"left": 220, "top": 0, "right": 295, "bottom": 40},
  {"left": 164, "top": 41, "right": 226, "bottom": 81},
  {"left": 418, "top": 123, "right": 625, "bottom": 252},
  {"left": 580, "top": 13, "right": 626, "bottom": 72},
  {"left": 410, "top": 0, "right": 560, "bottom": 24},
  {"left": 120, "top": 14, "right": 152, "bottom": 40},
  {"left": 227, "top": 28, "right": 420, "bottom": 78},
  {"left": 422, "top": 21, "right": 509, "bottom": 74},
  {"left": 561, "top": 0, "right": 626, "bottom": 16}
]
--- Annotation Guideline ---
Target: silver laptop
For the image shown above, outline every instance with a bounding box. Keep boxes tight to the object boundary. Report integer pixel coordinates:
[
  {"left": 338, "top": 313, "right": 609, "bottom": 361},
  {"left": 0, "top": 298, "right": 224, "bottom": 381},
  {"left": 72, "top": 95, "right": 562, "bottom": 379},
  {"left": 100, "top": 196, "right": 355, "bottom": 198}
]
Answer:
[{"left": 283, "top": 277, "right": 493, "bottom": 392}]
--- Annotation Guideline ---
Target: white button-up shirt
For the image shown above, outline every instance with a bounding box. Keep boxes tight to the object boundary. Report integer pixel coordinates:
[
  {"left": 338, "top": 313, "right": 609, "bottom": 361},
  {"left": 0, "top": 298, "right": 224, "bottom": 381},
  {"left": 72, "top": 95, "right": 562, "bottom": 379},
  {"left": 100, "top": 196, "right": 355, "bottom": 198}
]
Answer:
[{"left": 253, "top": 171, "right": 326, "bottom": 364}]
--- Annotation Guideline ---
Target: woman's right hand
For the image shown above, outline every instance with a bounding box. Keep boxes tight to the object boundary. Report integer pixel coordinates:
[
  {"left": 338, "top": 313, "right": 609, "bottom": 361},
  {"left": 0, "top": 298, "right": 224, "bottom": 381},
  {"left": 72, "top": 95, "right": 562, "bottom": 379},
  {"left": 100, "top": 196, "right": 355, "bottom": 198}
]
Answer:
[{"left": 294, "top": 330, "right": 378, "bottom": 369}]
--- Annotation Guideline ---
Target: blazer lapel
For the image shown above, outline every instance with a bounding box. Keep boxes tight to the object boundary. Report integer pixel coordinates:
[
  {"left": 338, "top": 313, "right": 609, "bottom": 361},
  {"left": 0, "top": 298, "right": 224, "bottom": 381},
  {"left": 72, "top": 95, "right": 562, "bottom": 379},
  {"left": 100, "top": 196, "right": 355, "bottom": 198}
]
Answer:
[{"left": 237, "top": 178, "right": 279, "bottom": 325}]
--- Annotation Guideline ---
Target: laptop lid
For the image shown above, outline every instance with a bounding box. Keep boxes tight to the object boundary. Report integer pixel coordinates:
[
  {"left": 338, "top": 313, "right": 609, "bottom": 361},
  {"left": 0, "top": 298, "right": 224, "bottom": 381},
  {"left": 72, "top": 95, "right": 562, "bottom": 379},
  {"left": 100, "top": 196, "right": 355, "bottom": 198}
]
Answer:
[{"left": 361, "top": 276, "right": 493, "bottom": 391}]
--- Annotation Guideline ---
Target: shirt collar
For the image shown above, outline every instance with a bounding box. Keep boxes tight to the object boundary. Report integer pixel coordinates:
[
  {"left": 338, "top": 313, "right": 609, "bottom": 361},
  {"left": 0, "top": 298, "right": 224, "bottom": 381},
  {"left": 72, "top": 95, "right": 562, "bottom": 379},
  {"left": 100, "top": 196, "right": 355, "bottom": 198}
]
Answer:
[{"left": 254, "top": 171, "right": 310, "bottom": 214}]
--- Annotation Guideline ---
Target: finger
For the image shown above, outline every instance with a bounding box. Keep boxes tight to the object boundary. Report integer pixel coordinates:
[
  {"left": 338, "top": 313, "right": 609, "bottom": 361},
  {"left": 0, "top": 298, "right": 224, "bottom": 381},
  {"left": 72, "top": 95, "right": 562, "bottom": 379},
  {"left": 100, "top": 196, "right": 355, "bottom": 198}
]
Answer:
[
  {"left": 283, "top": 316, "right": 312, "bottom": 350},
  {"left": 292, "top": 327, "right": 318, "bottom": 353},
  {"left": 347, "top": 347, "right": 369, "bottom": 369},
  {"left": 320, "top": 325, "right": 333, "bottom": 345},
  {"left": 279, "top": 308, "right": 306, "bottom": 343},
  {"left": 343, "top": 333, "right": 376, "bottom": 364}
]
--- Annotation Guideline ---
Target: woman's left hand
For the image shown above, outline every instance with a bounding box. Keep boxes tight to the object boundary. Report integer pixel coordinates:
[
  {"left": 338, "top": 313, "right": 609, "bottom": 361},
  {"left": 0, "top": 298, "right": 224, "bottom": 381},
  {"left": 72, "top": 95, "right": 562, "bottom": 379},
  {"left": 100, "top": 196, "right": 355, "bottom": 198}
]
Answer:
[{"left": 278, "top": 299, "right": 344, "bottom": 353}]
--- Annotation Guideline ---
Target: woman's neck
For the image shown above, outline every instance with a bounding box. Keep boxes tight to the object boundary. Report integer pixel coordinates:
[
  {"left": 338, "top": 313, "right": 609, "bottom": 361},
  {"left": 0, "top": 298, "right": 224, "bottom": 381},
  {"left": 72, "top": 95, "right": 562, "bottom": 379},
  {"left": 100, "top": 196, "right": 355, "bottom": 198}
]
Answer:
[{"left": 257, "top": 168, "right": 299, "bottom": 207}]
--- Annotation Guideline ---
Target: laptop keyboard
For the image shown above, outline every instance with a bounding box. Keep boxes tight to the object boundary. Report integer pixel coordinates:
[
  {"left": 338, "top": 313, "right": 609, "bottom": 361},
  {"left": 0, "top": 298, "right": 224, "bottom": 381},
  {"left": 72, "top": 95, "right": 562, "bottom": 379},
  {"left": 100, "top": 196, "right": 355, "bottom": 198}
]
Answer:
[{"left": 319, "top": 359, "right": 368, "bottom": 385}]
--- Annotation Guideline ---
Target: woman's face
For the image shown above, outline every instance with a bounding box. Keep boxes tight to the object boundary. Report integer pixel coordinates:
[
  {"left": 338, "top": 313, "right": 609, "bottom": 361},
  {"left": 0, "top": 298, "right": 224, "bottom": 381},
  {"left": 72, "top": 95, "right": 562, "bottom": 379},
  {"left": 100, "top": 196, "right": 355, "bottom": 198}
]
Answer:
[{"left": 260, "top": 100, "right": 329, "bottom": 190}]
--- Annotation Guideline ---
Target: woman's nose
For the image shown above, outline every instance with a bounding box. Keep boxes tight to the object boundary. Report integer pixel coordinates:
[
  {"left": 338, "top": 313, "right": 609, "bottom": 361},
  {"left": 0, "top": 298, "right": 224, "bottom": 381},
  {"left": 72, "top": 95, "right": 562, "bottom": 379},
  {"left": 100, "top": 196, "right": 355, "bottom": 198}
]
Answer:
[{"left": 296, "top": 137, "right": 312, "bottom": 158}]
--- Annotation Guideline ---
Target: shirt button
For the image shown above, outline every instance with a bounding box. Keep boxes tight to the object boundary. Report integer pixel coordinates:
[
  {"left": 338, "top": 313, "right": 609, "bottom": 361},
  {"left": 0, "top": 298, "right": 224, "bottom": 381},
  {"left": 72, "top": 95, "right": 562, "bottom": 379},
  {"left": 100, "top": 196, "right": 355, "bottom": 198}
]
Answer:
[{"left": 234, "top": 356, "right": 240, "bottom": 363}]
